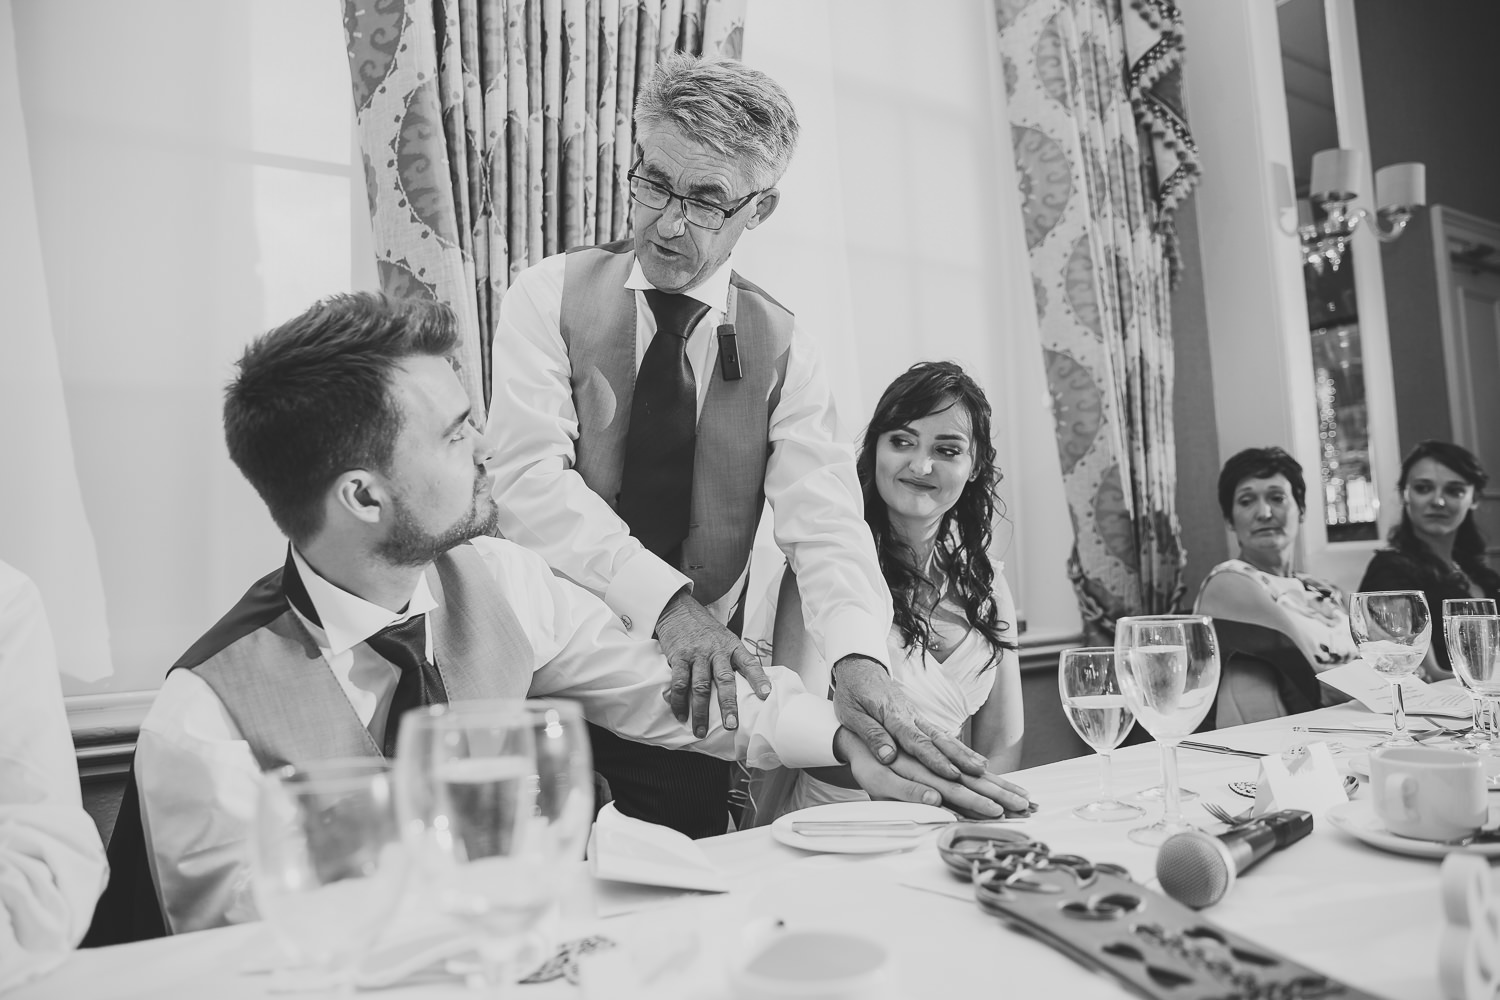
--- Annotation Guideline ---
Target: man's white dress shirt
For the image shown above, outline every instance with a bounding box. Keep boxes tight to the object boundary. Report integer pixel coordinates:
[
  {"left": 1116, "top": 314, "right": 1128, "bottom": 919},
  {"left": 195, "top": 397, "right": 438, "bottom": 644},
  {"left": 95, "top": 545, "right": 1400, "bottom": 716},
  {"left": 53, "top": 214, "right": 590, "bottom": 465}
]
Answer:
[
  {"left": 0, "top": 561, "right": 107, "bottom": 992},
  {"left": 135, "top": 538, "right": 839, "bottom": 934},
  {"left": 485, "top": 251, "right": 892, "bottom": 666}
]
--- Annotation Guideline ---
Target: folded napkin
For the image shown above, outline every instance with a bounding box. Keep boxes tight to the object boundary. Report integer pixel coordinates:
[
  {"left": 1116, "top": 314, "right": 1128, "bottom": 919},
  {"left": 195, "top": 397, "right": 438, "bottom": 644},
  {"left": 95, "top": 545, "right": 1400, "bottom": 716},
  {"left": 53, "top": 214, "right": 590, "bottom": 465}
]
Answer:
[{"left": 588, "top": 802, "right": 731, "bottom": 894}]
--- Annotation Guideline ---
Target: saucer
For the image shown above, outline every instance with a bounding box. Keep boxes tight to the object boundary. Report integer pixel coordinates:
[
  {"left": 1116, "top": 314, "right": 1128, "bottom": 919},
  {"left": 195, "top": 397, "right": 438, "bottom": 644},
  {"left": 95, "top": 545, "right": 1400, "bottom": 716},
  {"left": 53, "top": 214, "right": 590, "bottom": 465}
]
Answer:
[
  {"left": 1324, "top": 800, "right": 1500, "bottom": 859},
  {"left": 771, "top": 801, "right": 956, "bottom": 855}
]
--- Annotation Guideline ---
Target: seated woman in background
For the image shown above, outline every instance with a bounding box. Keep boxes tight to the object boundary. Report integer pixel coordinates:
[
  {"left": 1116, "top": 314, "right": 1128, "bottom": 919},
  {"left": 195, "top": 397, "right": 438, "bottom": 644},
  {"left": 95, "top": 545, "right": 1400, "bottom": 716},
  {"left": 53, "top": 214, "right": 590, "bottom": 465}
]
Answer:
[
  {"left": 1358, "top": 440, "right": 1500, "bottom": 677},
  {"left": 757, "top": 362, "right": 1024, "bottom": 818},
  {"left": 1195, "top": 447, "right": 1357, "bottom": 724}
]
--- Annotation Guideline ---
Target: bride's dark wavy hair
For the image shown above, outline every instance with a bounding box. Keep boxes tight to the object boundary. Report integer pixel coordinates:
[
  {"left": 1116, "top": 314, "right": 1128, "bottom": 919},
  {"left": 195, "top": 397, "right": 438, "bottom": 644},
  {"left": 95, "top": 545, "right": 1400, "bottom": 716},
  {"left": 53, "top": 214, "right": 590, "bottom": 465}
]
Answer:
[{"left": 856, "top": 361, "right": 1016, "bottom": 667}]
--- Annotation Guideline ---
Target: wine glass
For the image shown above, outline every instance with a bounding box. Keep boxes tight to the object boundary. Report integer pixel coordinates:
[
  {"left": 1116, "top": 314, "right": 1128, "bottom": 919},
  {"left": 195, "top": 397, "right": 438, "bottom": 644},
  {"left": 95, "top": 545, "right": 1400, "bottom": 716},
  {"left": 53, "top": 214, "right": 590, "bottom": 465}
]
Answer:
[
  {"left": 395, "top": 701, "right": 552, "bottom": 990},
  {"left": 1446, "top": 614, "right": 1500, "bottom": 752},
  {"left": 1349, "top": 590, "right": 1432, "bottom": 746},
  {"left": 1058, "top": 647, "right": 1143, "bottom": 821},
  {"left": 250, "top": 758, "right": 408, "bottom": 994},
  {"left": 1444, "top": 599, "right": 1496, "bottom": 744},
  {"left": 521, "top": 698, "right": 594, "bottom": 960},
  {"left": 1115, "top": 615, "right": 1221, "bottom": 846},
  {"left": 526, "top": 699, "right": 595, "bottom": 861}
]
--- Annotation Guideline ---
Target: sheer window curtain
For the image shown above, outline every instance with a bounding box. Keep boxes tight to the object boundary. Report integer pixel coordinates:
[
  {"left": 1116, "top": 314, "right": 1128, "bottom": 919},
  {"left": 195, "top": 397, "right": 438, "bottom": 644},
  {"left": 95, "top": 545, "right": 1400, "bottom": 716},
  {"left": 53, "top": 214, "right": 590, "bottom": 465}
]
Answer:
[
  {"left": 343, "top": 0, "right": 746, "bottom": 412},
  {"left": 995, "top": 0, "right": 1199, "bottom": 638},
  {"left": 0, "top": 0, "right": 112, "bottom": 686},
  {"left": 736, "top": 0, "right": 1080, "bottom": 653}
]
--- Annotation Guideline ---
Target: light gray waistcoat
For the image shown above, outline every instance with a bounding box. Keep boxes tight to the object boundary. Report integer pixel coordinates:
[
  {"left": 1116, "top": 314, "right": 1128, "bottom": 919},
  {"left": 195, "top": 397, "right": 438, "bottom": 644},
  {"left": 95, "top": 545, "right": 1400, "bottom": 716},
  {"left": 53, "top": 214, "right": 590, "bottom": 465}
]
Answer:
[
  {"left": 185, "top": 544, "right": 533, "bottom": 770},
  {"left": 560, "top": 241, "right": 794, "bottom": 608}
]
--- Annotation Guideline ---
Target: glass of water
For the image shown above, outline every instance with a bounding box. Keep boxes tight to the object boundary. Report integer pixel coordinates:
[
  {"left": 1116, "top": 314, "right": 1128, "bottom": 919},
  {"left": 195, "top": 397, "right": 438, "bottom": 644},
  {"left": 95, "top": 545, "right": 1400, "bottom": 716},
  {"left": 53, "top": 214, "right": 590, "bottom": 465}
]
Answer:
[
  {"left": 1115, "top": 615, "right": 1221, "bottom": 846},
  {"left": 1444, "top": 599, "right": 1497, "bottom": 744},
  {"left": 250, "top": 758, "right": 407, "bottom": 993},
  {"left": 1058, "top": 648, "right": 1142, "bottom": 821},
  {"left": 395, "top": 701, "right": 552, "bottom": 991},
  {"left": 1350, "top": 590, "right": 1432, "bottom": 747},
  {"left": 1446, "top": 613, "right": 1500, "bottom": 752}
]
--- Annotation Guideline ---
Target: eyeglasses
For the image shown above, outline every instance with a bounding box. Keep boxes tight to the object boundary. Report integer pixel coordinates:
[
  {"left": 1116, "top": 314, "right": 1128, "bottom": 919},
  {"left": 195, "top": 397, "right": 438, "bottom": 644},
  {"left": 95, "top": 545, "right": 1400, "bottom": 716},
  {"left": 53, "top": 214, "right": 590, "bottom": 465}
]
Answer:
[{"left": 626, "top": 169, "right": 762, "bottom": 232}]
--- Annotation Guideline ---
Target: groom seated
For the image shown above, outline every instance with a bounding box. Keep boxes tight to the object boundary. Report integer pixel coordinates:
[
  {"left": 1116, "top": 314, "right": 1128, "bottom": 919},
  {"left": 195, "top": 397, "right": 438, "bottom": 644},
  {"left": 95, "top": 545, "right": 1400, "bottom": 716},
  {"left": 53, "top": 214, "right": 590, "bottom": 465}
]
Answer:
[{"left": 119, "top": 293, "right": 1022, "bottom": 935}]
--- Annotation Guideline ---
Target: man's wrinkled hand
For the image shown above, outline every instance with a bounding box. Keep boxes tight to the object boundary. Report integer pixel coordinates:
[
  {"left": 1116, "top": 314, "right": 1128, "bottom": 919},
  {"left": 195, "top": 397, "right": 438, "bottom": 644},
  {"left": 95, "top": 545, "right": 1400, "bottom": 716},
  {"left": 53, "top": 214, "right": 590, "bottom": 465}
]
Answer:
[
  {"left": 831, "top": 655, "right": 987, "bottom": 780},
  {"left": 834, "top": 730, "right": 1031, "bottom": 817},
  {"left": 655, "top": 590, "right": 772, "bottom": 737}
]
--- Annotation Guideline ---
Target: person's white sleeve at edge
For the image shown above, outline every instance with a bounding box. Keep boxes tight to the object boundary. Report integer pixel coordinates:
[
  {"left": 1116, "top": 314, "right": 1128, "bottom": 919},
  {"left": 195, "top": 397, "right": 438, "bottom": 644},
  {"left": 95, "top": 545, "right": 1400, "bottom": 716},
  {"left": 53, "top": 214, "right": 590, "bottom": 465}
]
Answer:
[
  {"left": 0, "top": 563, "right": 108, "bottom": 993},
  {"left": 483, "top": 254, "right": 688, "bottom": 639}
]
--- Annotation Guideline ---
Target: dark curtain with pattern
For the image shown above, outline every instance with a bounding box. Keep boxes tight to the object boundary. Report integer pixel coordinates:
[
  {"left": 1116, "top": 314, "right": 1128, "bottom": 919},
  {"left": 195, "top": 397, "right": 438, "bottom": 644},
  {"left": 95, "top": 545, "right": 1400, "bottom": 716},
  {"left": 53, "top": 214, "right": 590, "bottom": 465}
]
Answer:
[{"left": 343, "top": 0, "right": 746, "bottom": 409}]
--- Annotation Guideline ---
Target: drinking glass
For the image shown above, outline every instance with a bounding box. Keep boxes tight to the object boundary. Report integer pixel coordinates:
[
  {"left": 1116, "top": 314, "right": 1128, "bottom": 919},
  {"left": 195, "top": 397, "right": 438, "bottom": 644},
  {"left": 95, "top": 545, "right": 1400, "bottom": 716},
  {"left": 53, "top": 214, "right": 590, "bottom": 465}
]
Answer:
[
  {"left": 521, "top": 698, "right": 594, "bottom": 959},
  {"left": 1115, "top": 615, "right": 1221, "bottom": 846},
  {"left": 1058, "top": 648, "right": 1143, "bottom": 821},
  {"left": 1446, "top": 614, "right": 1500, "bottom": 752},
  {"left": 250, "top": 758, "right": 408, "bottom": 994},
  {"left": 1444, "top": 599, "right": 1497, "bottom": 744},
  {"left": 526, "top": 699, "right": 594, "bottom": 862},
  {"left": 1349, "top": 590, "right": 1432, "bottom": 747},
  {"left": 395, "top": 701, "right": 551, "bottom": 991}
]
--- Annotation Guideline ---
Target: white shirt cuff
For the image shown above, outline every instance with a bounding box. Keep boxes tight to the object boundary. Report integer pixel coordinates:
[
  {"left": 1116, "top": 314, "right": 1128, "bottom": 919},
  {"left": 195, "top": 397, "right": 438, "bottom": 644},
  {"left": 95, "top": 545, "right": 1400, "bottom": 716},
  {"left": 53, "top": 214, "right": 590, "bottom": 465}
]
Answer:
[
  {"left": 769, "top": 696, "right": 841, "bottom": 768},
  {"left": 819, "top": 609, "right": 893, "bottom": 672},
  {"left": 603, "top": 549, "right": 691, "bottom": 637}
]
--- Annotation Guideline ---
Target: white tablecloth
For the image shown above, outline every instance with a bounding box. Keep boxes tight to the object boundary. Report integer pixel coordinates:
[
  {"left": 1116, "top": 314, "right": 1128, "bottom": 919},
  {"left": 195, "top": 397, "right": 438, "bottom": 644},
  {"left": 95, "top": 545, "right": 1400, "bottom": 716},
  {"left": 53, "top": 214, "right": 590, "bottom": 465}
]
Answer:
[{"left": 12, "top": 703, "right": 1461, "bottom": 999}]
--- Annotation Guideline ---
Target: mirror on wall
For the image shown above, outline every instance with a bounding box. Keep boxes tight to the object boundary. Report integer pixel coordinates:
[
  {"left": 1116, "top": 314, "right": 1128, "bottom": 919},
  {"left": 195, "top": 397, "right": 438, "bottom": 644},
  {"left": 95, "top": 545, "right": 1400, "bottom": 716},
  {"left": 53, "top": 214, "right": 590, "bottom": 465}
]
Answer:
[{"left": 1278, "top": 0, "right": 1379, "bottom": 542}]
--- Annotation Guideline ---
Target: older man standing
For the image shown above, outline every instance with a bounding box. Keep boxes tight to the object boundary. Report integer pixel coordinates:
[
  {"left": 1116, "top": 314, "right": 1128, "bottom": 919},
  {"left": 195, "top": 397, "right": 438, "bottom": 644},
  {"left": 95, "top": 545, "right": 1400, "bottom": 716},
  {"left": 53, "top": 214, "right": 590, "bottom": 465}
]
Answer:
[{"left": 486, "top": 55, "right": 991, "bottom": 837}]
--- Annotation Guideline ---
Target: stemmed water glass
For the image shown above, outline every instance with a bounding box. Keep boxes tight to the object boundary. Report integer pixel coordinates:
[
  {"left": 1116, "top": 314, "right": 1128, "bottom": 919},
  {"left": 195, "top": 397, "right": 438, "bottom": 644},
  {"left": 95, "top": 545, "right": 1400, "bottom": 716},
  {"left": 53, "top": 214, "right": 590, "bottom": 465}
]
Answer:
[
  {"left": 250, "top": 758, "right": 408, "bottom": 994},
  {"left": 1444, "top": 599, "right": 1497, "bottom": 745},
  {"left": 525, "top": 699, "right": 595, "bottom": 861},
  {"left": 1115, "top": 615, "right": 1221, "bottom": 846},
  {"left": 1445, "top": 613, "right": 1500, "bottom": 752},
  {"left": 1349, "top": 590, "right": 1432, "bottom": 747},
  {"left": 1058, "top": 647, "right": 1142, "bottom": 821},
  {"left": 523, "top": 698, "right": 594, "bottom": 953},
  {"left": 395, "top": 701, "right": 553, "bottom": 991}
]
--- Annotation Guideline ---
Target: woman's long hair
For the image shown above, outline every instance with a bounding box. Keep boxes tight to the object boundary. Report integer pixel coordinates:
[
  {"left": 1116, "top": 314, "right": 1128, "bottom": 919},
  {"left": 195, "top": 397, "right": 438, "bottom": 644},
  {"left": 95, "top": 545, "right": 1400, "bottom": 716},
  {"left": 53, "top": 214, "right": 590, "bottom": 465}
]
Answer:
[
  {"left": 1390, "top": 439, "right": 1493, "bottom": 579},
  {"left": 856, "top": 361, "right": 1016, "bottom": 665}
]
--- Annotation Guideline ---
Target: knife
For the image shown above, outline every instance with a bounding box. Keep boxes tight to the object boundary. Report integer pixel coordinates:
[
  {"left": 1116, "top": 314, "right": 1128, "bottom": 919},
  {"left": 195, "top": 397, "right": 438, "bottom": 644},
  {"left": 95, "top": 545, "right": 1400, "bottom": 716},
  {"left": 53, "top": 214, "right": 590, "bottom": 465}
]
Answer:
[{"left": 790, "top": 818, "right": 1024, "bottom": 836}]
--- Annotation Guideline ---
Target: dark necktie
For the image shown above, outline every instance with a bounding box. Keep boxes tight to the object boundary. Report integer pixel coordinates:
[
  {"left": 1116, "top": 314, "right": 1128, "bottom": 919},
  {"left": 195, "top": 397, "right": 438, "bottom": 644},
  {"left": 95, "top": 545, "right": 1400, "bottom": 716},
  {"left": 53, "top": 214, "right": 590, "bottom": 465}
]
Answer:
[
  {"left": 366, "top": 614, "right": 448, "bottom": 757},
  {"left": 617, "top": 289, "right": 710, "bottom": 565}
]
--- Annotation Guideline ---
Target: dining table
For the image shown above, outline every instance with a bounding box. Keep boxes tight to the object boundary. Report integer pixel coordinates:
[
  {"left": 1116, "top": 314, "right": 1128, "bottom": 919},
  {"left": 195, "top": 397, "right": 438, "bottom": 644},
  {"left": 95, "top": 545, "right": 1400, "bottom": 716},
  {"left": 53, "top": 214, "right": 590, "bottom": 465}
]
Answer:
[{"left": 12, "top": 698, "right": 1482, "bottom": 1000}]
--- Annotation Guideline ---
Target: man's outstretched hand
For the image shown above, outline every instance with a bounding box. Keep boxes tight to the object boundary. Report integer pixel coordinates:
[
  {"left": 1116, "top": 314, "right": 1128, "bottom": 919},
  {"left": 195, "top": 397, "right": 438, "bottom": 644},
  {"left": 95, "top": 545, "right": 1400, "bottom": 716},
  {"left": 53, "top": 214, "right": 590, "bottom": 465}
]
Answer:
[
  {"left": 831, "top": 654, "right": 988, "bottom": 781},
  {"left": 833, "top": 729, "right": 1031, "bottom": 817},
  {"left": 655, "top": 590, "right": 772, "bottom": 737}
]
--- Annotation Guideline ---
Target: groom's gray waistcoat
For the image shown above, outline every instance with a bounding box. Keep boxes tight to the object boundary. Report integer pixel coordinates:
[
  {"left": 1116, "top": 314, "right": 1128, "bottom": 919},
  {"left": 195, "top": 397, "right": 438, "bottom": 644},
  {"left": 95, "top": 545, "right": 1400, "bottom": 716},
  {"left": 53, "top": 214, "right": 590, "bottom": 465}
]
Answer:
[{"left": 179, "top": 543, "right": 532, "bottom": 770}]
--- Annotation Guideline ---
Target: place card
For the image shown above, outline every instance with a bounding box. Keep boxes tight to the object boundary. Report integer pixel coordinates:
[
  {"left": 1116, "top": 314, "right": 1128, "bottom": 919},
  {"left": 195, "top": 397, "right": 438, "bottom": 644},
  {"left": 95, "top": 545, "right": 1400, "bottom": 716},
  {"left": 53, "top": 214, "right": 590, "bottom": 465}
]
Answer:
[
  {"left": 1318, "top": 662, "right": 1474, "bottom": 719},
  {"left": 1253, "top": 742, "right": 1347, "bottom": 815}
]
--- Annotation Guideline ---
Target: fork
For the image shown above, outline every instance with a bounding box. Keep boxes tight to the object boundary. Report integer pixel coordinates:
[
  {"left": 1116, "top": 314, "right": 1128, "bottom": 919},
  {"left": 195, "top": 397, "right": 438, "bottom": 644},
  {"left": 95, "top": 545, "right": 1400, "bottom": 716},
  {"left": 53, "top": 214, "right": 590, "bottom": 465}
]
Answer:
[
  {"left": 1412, "top": 725, "right": 1474, "bottom": 743},
  {"left": 1201, "top": 801, "right": 1255, "bottom": 826},
  {"left": 1203, "top": 775, "right": 1359, "bottom": 826}
]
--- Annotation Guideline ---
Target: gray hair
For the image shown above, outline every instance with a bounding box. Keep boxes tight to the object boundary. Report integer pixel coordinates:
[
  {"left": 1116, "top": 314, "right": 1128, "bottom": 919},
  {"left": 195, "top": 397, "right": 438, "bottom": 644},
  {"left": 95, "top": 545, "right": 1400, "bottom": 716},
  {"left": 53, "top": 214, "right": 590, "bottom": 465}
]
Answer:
[{"left": 634, "top": 54, "right": 799, "bottom": 190}]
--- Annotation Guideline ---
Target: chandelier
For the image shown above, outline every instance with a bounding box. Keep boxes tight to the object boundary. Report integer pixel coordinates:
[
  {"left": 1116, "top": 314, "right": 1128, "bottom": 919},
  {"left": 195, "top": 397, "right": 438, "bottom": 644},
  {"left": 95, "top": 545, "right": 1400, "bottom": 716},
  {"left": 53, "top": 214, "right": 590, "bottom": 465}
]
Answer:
[{"left": 1298, "top": 149, "right": 1425, "bottom": 274}]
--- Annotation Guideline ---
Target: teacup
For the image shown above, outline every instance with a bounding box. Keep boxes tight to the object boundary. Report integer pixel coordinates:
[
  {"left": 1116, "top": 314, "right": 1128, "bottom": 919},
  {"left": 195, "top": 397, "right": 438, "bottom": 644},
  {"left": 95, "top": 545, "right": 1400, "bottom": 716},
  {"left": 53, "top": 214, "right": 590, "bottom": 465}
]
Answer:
[
  {"left": 729, "top": 924, "right": 895, "bottom": 1000},
  {"left": 1370, "top": 746, "right": 1486, "bottom": 842}
]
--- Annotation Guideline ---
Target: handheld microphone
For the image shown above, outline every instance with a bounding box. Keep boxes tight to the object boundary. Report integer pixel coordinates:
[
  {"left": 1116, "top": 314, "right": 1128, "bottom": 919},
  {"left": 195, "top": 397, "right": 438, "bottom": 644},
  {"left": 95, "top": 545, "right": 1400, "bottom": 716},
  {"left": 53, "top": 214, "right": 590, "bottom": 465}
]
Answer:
[{"left": 1156, "top": 809, "right": 1313, "bottom": 909}]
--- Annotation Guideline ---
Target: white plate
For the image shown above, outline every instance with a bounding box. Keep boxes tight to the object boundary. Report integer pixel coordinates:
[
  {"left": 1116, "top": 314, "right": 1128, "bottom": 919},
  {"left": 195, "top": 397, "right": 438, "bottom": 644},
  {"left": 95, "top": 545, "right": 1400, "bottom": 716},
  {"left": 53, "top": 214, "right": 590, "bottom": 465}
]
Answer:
[
  {"left": 771, "top": 801, "right": 956, "bottom": 854},
  {"left": 1325, "top": 800, "right": 1500, "bottom": 859}
]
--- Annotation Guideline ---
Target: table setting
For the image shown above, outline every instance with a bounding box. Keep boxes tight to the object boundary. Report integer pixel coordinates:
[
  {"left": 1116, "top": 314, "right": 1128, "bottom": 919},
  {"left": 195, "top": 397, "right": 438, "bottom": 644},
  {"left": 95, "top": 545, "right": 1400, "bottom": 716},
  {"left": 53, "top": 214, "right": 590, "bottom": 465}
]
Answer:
[{"left": 17, "top": 601, "right": 1500, "bottom": 1000}]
